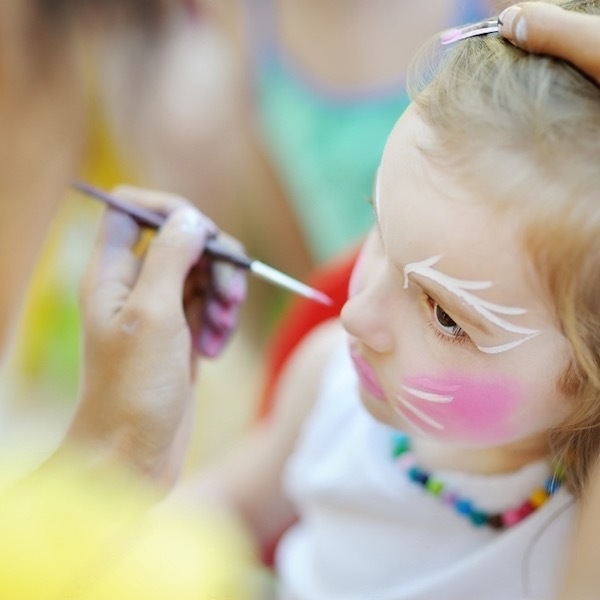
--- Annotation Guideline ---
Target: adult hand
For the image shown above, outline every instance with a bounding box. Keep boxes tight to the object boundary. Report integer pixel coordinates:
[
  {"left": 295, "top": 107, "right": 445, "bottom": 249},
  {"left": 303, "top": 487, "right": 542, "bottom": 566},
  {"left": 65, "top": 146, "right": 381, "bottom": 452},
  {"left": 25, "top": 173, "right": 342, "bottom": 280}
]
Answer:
[
  {"left": 67, "top": 186, "right": 246, "bottom": 487},
  {"left": 498, "top": 3, "right": 600, "bottom": 84}
]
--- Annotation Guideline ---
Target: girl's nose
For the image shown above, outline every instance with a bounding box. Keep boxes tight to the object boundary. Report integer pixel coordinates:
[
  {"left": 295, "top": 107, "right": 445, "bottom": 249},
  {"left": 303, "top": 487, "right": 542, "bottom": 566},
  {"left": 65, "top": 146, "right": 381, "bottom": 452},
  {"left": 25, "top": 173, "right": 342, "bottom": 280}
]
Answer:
[{"left": 340, "top": 274, "right": 394, "bottom": 355}]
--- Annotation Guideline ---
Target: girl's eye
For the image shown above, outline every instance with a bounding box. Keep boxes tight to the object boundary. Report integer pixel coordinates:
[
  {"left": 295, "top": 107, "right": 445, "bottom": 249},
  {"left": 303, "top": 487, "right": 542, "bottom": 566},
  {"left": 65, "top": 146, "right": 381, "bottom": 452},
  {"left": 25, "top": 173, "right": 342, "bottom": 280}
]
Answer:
[{"left": 431, "top": 301, "right": 465, "bottom": 340}]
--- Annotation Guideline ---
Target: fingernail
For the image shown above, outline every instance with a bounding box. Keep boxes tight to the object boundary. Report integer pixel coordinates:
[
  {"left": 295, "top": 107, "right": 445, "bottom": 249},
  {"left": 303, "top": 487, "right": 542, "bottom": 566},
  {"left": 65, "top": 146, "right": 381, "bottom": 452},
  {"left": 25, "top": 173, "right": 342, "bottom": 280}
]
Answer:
[
  {"left": 174, "top": 208, "right": 206, "bottom": 233},
  {"left": 205, "top": 301, "right": 237, "bottom": 330},
  {"left": 214, "top": 266, "right": 247, "bottom": 302},
  {"left": 197, "top": 327, "right": 227, "bottom": 358},
  {"left": 103, "top": 209, "right": 140, "bottom": 246},
  {"left": 498, "top": 6, "right": 527, "bottom": 44},
  {"left": 228, "top": 272, "right": 247, "bottom": 303}
]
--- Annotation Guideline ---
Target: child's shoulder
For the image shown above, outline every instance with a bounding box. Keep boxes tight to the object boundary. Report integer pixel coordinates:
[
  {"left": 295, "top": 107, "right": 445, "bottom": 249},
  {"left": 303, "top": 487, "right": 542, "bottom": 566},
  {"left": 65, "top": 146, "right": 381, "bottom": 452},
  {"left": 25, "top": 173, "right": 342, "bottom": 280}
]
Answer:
[{"left": 268, "top": 318, "right": 345, "bottom": 432}]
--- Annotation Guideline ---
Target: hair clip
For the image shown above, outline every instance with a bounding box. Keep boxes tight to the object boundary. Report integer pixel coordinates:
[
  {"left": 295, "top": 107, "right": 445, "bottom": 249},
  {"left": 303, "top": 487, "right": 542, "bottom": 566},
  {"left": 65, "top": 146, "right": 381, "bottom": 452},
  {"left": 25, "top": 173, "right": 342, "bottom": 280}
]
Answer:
[{"left": 440, "top": 18, "right": 500, "bottom": 46}]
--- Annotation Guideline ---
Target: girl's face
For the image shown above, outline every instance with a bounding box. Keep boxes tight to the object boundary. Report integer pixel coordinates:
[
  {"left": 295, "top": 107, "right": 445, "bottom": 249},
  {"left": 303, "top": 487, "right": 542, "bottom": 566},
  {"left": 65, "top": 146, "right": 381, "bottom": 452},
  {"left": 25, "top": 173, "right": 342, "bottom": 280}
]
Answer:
[{"left": 341, "top": 105, "right": 572, "bottom": 453}]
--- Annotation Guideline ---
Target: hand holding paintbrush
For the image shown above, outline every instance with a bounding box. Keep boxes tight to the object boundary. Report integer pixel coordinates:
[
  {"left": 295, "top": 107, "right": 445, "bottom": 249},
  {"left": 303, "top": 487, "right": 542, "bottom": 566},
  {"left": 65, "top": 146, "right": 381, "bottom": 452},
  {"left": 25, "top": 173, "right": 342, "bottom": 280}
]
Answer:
[
  {"left": 68, "top": 181, "right": 331, "bottom": 482},
  {"left": 69, "top": 183, "right": 268, "bottom": 482},
  {"left": 73, "top": 182, "right": 255, "bottom": 358},
  {"left": 72, "top": 180, "right": 332, "bottom": 357},
  {"left": 73, "top": 181, "right": 332, "bottom": 306}
]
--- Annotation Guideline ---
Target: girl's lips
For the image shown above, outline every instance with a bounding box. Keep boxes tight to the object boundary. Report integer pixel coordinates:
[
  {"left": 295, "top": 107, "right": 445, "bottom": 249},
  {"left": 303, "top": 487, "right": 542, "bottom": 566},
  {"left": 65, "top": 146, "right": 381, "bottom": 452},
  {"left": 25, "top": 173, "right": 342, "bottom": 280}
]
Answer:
[{"left": 349, "top": 347, "right": 386, "bottom": 401}]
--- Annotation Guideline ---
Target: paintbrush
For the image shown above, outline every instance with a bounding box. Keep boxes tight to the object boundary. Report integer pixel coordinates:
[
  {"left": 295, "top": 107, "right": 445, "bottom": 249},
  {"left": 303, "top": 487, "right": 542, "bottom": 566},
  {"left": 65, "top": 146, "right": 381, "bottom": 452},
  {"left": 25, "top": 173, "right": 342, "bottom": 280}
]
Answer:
[{"left": 72, "top": 181, "right": 333, "bottom": 306}]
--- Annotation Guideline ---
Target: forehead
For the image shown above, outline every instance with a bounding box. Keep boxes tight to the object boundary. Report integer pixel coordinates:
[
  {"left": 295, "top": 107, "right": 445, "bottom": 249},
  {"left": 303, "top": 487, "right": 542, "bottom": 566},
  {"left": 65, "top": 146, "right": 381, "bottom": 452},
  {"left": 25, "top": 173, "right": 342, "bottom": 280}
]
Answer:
[{"left": 377, "top": 105, "right": 539, "bottom": 306}]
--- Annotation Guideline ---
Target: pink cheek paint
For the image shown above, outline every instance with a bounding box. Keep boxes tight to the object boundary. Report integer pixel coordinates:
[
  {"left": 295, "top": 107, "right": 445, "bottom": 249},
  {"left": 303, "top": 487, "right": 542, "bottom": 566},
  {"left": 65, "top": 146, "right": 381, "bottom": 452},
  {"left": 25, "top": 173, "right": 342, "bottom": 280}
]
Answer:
[
  {"left": 349, "top": 348, "right": 386, "bottom": 401},
  {"left": 394, "top": 374, "right": 521, "bottom": 444}
]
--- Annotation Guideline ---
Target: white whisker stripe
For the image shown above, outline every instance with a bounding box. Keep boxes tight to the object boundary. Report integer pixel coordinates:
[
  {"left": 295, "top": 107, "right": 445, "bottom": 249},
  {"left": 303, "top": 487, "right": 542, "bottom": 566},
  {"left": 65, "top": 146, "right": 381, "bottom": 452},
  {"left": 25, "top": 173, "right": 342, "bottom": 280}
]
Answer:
[
  {"left": 392, "top": 404, "right": 430, "bottom": 437},
  {"left": 400, "top": 385, "right": 453, "bottom": 403},
  {"left": 477, "top": 332, "right": 539, "bottom": 354},
  {"left": 399, "top": 399, "right": 445, "bottom": 430}
]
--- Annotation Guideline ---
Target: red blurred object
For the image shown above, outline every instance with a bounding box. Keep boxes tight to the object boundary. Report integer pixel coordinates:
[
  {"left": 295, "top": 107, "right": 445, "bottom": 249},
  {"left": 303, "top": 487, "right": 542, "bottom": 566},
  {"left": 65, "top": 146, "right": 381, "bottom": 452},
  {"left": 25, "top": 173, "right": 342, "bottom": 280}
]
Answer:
[
  {"left": 257, "top": 245, "right": 359, "bottom": 565},
  {"left": 258, "top": 245, "right": 359, "bottom": 419}
]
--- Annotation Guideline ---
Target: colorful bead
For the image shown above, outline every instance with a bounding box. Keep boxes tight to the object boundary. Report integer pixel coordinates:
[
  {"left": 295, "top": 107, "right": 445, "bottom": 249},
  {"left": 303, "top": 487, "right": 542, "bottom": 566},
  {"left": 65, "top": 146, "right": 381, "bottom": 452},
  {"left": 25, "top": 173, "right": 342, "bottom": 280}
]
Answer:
[
  {"left": 390, "top": 432, "right": 563, "bottom": 531},
  {"left": 546, "top": 476, "right": 561, "bottom": 495},
  {"left": 529, "top": 488, "right": 548, "bottom": 508},
  {"left": 486, "top": 514, "right": 504, "bottom": 529},
  {"left": 425, "top": 479, "right": 444, "bottom": 496},
  {"left": 501, "top": 507, "right": 522, "bottom": 527},
  {"left": 455, "top": 499, "right": 473, "bottom": 515},
  {"left": 516, "top": 500, "right": 535, "bottom": 521},
  {"left": 470, "top": 510, "right": 488, "bottom": 526},
  {"left": 500, "top": 499, "right": 541, "bottom": 527},
  {"left": 441, "top": 490, "right": 459, "bottom": 506},
  {"left": 392, "top": 433, "right": 410, "bottom": 457},
  {"left": 408, "top": 466, "right": 428, "bottom": 485},
  {"left": 395, "top": 454, "right": 416, "bottom": 470}
]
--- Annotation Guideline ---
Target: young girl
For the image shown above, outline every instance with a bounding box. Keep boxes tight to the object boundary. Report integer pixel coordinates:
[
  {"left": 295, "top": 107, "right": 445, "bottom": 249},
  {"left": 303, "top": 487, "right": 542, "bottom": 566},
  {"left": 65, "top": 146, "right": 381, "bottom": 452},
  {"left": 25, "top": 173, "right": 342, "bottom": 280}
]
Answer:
[{"left": 183, "top": 0, "right": 600, "bottom": 597}]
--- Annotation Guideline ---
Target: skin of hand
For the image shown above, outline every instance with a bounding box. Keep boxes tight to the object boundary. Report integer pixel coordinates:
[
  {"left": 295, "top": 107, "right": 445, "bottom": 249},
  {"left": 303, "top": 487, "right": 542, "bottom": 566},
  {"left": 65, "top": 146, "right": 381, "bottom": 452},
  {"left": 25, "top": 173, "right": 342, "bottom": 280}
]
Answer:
[
  {"left": 186, "top": 230, "right": 248, "bottom": 359},
  {"left": 498, "top": 2, "right": 600, "bottom": 83},
  {"left": 66, "top": 186, "right": 246, "bottom": 488}
]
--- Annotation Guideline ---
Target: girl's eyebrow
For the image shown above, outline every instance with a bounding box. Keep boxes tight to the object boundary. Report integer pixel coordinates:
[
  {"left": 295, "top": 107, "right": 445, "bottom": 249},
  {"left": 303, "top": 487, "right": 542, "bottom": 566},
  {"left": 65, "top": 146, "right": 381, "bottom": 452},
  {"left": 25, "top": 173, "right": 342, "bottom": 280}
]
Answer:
[
  {"left": 404, "top": 255, "right": 540, "bottom": 352},
  {"left": 372, "top": 184, "right": 493, "bottom": 335},
  {"left": 373, "top": 170, "right": 539, "bottom": 354},
  {"left": 373, "top": 171, "right": 494, "bottom": 334},
  {"left": 410, "top": 273, "right": 494, "bottom": 336}
]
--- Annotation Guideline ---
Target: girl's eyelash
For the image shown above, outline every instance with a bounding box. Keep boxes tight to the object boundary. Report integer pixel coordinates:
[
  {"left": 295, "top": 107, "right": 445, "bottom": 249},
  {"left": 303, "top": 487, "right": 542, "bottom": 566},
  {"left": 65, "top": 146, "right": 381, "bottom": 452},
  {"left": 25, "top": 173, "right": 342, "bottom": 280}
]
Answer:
[
  {"left": 423, "top": 296, "right": 471, "bottom": 347},
  {"left": 427, "top": 321, "right": 470, "bottom": 346}
]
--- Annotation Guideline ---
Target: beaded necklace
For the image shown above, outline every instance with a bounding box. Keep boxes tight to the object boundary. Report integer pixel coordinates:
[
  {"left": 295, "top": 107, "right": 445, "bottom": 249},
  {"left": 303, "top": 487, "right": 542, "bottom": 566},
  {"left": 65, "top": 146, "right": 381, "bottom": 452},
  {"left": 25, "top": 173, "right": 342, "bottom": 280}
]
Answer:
[{"left": 391, "top": 432, "right": 564, "bottom": 530}]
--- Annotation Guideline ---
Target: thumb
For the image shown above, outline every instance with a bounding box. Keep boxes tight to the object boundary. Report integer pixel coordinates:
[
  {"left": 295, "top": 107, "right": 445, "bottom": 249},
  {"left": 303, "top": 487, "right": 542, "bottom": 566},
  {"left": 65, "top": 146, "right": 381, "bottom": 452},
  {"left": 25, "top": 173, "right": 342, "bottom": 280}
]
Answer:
[
  {"left": 129, "top": 207, "right": 212, "bottom": 310},
  {"left": 499, "top": 3, "right": 600, "bottom": 84},
  {"left": 80, "top": 208, "right": 144, "bottom": 325}
]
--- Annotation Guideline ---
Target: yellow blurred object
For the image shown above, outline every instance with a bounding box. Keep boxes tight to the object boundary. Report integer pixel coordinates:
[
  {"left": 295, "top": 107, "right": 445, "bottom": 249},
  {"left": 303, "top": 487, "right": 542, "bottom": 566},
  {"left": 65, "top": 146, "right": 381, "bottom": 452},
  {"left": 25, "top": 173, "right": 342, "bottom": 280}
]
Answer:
[
  {"left": 0, "top": 453, "right": 263, "bottom": 600},
  {"left": 8, "top": 65, "right": 144, "bottom": 407}
]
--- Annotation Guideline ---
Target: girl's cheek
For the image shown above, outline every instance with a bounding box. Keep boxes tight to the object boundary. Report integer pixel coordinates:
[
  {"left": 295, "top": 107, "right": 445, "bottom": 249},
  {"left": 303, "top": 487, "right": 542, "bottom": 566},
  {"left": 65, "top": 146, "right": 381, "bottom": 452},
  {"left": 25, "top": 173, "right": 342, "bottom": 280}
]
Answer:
[{"left": 394, "top": 373, "right": 521, "bottom": 445}]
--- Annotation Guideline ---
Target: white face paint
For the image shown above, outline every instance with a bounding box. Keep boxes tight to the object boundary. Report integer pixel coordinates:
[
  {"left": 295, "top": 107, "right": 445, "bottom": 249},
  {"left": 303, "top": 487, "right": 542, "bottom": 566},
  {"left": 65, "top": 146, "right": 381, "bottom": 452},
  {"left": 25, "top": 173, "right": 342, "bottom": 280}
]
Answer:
[
  {"left": 374, "top": 167, "right": 382, "bottom": 215},
  {"left": 394, "top": 384, "right": 454, "bottom": 434},
  {"left": 403, "top": 255, "right": 540, "bottom": 354}
]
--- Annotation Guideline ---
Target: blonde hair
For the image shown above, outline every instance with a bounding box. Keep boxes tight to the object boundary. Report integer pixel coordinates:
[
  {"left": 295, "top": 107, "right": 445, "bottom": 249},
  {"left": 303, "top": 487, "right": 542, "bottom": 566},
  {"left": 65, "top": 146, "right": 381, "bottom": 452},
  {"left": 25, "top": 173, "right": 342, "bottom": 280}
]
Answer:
[{"left": 408, "top": 0, "right": 600, "bottom": 497}]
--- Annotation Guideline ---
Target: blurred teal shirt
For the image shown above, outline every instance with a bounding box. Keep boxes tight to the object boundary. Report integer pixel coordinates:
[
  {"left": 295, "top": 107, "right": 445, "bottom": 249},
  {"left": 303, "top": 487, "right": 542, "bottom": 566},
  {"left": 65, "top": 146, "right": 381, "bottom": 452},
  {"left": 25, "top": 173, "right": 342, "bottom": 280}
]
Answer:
[
  {"left": 247, "top": 0, "right": 490, "bottom": 263},
  {"left": 255, "top": 65, "right": 408, "bottom": 262}
]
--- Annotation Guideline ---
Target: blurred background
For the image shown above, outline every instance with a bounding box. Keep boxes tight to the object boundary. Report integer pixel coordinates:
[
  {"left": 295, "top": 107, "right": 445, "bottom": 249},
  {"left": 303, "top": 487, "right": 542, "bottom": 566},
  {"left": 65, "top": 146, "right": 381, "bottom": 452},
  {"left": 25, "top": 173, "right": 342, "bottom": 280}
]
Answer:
[{"left": 0, "top": 0, "right": 511, "bottom": 480}]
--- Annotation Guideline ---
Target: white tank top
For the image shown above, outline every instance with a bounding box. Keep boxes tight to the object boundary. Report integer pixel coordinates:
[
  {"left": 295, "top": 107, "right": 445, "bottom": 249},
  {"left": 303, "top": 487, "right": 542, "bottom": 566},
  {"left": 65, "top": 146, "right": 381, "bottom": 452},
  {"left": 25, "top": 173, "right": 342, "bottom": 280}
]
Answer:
[{"left": 275, "top": 343, "right": 575, "bottom": 600}]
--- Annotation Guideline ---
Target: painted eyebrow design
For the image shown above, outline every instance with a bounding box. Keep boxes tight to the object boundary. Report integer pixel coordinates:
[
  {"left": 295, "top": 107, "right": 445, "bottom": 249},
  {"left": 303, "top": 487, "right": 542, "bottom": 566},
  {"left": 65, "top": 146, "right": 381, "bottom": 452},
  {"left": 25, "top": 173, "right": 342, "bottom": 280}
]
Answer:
[
  {"left": 404, "top": 255, "right": 540, "bottom": 354},
  {"left": 411, "top": 275, "right": 495, "bottom": 336}
]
